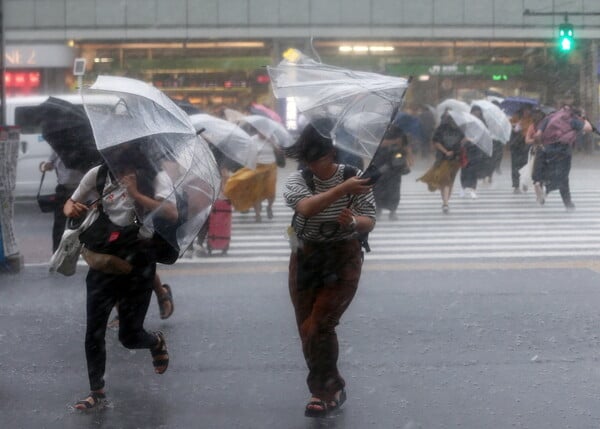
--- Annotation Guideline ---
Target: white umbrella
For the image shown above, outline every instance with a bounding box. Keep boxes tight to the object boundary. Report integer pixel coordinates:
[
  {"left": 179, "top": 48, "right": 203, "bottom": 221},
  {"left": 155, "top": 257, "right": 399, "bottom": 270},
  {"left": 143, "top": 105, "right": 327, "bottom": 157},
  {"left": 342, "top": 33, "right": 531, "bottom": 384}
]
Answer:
[
  {"left": 446, "top": 110, "right": 493, "bottom": 156},
  {"left": 267, "top": 49, "right": 409, "bottom": 161},
  {"left": 189, "top": 113, "right": 259, "bottom": 169},
  {"left": 83, "top": 76, "right": 221, "bottom": 257},
  {"left": 471, "top": 99, "right": 512, "bottom": 144},
  {"left": 240, "top": 114, "right": 293, "bottom": 148},
  {"left": 436, "top": 99, "right": 470, "bottom": 121}
]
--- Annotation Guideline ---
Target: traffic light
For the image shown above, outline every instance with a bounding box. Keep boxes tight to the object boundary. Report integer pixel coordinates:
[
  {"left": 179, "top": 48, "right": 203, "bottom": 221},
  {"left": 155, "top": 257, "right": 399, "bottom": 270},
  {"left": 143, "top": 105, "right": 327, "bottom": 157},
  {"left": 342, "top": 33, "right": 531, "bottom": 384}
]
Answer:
[{"left": 558, "top": 22, "right": 574, "bottom": 52}]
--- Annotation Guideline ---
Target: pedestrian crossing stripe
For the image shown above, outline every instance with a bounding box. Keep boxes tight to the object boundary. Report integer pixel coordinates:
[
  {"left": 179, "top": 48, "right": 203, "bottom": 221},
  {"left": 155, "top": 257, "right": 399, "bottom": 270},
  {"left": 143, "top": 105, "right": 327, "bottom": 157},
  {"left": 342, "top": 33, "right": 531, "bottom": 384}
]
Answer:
[{"left": 170, "top": 189, "right": 600, "bottom": 264}]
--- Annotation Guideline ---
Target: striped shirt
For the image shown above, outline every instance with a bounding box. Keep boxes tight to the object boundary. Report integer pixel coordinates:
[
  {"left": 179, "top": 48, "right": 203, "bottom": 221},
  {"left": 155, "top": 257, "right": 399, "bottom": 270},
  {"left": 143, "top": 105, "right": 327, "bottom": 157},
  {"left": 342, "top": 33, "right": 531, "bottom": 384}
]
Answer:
[{"left": 284, "top": 164, "right": 376, "bottom": 242}]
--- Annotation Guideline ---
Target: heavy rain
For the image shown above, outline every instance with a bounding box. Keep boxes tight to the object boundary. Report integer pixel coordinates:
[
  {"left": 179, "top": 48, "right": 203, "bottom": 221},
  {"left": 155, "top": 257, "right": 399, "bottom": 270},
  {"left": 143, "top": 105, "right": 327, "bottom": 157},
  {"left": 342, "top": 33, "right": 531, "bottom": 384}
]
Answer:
[{"left": 1, "top": 1, "right": 600, "bottom": 428}]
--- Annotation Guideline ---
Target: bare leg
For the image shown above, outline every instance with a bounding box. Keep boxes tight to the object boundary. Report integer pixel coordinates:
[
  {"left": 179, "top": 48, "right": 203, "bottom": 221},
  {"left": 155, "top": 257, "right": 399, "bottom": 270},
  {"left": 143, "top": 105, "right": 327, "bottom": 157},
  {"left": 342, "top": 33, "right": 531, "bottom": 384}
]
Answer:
[{"left": 153, "top": 274, "right": 174, "bottom": 320}]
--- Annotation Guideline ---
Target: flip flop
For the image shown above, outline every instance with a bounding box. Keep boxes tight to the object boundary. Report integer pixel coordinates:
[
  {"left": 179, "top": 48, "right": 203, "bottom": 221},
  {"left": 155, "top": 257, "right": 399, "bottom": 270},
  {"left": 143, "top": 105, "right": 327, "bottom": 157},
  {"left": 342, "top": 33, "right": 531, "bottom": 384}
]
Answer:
[
  {"left": 158, "top": 284, "right": 174, "bottom": 319},
  {"left": 74, "top": 391, "right": 107, "bottom": 411}
]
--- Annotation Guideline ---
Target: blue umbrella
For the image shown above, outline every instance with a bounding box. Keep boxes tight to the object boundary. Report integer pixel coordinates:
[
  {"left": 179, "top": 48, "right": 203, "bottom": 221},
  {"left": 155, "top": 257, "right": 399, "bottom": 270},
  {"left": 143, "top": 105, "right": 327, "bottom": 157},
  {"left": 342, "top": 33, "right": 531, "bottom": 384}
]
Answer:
[{"left": 499, "top": 96, "right": 539, "bottom": 116}]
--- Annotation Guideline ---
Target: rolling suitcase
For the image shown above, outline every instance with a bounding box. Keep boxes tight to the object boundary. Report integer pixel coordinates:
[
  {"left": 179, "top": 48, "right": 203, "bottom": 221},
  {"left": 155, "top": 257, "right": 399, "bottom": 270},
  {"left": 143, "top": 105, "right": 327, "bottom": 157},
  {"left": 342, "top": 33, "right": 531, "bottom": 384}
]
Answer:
[{"left": 206, "top": 199, "right": 232, "bottom": 255}]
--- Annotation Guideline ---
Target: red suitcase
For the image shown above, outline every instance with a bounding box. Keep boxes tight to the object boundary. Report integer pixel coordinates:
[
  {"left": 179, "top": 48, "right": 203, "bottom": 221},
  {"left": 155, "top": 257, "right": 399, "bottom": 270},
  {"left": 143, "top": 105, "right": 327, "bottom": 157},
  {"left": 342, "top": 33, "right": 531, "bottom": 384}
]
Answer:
[{"left": 206, "top": 199, "right": 232, "bottom": 255}]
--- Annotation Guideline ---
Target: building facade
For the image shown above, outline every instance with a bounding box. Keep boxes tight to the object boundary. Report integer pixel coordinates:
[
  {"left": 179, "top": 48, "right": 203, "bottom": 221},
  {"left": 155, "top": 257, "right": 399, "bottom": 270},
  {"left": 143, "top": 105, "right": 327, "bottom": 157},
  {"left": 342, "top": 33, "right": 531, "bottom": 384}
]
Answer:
[{"left": 5, "top": 0, "right": 600, "bottom": 119}]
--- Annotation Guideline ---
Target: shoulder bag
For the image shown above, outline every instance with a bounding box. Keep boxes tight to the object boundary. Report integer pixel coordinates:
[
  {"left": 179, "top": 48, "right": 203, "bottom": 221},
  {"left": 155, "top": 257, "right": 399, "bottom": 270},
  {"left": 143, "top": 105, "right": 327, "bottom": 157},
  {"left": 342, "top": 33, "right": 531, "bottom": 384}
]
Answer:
[{"left": 37, "top": 171, "right": 58, "bottom": 213}]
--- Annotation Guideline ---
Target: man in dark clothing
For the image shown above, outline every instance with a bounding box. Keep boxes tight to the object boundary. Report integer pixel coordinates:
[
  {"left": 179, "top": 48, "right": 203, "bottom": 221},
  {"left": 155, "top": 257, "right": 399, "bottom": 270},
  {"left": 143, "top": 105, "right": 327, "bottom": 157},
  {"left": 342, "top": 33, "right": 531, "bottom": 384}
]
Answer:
[{"left": 532, "top": 104, "right": 592, "bottom": 210}]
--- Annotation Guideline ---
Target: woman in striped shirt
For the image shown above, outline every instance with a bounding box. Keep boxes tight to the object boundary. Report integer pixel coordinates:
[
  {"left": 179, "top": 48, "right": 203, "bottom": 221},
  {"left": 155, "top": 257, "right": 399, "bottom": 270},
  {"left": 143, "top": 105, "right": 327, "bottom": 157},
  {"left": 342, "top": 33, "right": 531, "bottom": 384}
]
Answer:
[{"left": 284, "top": 123, "right": 376, "bottom": 417}]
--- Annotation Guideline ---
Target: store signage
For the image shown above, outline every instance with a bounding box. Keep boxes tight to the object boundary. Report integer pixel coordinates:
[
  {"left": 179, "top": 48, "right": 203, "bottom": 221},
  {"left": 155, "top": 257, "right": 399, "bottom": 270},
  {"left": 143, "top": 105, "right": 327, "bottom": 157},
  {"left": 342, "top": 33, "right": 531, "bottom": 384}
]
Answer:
[
  {"left": 4, "top": 45, "right": 75, "bottom": 68},
  {"left": 386, "top": 63, "right": 523, "bottom": 77}
]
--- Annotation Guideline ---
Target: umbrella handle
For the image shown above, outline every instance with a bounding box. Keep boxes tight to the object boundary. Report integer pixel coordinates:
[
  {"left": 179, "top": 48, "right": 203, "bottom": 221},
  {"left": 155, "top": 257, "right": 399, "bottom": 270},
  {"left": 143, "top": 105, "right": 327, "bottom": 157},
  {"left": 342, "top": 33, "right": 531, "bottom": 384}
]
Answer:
[{"left": 196, "top": 127, "right": 206, "bottom": 135}]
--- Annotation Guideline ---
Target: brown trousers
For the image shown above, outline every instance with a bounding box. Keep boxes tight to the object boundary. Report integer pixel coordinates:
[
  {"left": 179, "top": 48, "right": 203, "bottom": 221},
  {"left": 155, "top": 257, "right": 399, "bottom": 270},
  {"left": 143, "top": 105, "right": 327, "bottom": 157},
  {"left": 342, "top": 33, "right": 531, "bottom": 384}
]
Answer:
[{"left": 288, "top": 239, "right": 362, "bottom": 401}]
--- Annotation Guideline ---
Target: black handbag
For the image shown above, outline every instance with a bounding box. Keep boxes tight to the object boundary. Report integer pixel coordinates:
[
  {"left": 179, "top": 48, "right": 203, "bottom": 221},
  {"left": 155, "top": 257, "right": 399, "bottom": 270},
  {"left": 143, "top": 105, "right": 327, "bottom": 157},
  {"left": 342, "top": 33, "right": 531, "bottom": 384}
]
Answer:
[
  {"left": 78, "top": 209, "right": 141, "bottom": 257},
  {"left": 36, "top": 171, "right": 58, "bottom": 213}
]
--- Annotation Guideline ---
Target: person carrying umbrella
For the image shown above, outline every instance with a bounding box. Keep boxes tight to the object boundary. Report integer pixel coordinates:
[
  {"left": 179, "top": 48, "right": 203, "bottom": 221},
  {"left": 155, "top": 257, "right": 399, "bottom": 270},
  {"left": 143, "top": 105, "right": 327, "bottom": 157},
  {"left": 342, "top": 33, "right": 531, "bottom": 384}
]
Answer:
[
  {"left": 64, "top": 142, "right": 176, "bottom": 410},
  {"left": 284, "top": 123, "right": 375, "bottom": 417},
  {"left": 531, "top": 95, "right": 593, "bottom": 211},
  {"left": 418, "top": 111, "right": 467, "bottom": 213},
  {"left": 371, "top": 124, "right": 413, "bottom": 219},
  {"left": 39, "top": 150, "right": 84, "bottom": 252}
]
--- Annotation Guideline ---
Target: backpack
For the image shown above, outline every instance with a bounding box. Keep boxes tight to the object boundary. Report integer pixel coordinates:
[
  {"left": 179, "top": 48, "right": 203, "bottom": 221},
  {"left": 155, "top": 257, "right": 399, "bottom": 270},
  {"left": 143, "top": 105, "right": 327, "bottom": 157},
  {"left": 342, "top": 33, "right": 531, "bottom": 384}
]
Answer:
[
  {"left": 88, "top": 163, "right": 180, "bottom": 265},
  {"left": 540, "top": 108, "right": 580, "bottom": 146},
  {"left": 78, "top": 164, "right": 141, "bottom": 257},
  {"left": 294, "top": 165, "right": 371, "bottom": 252}
]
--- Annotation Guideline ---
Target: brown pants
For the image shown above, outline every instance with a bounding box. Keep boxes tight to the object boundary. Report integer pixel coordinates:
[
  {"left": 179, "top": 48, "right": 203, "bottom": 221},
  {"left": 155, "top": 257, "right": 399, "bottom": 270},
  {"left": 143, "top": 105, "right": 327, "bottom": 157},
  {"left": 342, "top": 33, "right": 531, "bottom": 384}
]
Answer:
[{"left": 288, "top": 240, "right": 362, "bottom": 401}]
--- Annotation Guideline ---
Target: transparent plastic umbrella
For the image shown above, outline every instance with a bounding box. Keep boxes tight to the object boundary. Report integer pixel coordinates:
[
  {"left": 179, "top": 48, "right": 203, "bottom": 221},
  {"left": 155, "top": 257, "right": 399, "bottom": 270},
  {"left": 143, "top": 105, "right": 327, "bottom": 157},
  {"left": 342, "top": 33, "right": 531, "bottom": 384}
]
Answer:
[
  {"left": 188, "top": 113, "right": 259, "bottom": 169},
  {"left": 436, "top": 99, "right": 471, "bottom": 120},
  {"left": 82, "top": 75, "right": 221, "bottom": 257},
  {"left": 470, "top": 99, "right": 512, "bottom": 144},
  {"left": 267, "top": 49, "right": 409, "bottom": 161},
  {"left": 446, "top": 110, "right": 493, "bottom": 156},
  {"left": 239, "top": 114, "right": 293, "bottom": 148}
]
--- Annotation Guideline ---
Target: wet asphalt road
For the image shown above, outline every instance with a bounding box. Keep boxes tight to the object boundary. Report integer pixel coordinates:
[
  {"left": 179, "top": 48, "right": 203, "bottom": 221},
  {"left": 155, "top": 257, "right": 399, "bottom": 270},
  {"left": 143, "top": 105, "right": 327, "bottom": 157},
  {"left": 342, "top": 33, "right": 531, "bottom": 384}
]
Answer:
[{"left": 2, "top": 263, "right": 600, "bottom": 428}]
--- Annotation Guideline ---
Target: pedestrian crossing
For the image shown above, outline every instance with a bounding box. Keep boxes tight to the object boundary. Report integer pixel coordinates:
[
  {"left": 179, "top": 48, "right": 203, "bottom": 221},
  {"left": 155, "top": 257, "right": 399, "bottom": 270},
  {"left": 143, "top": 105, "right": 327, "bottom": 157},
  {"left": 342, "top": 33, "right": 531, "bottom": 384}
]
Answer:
[{"left": 178, "top": 187, "right": 600, "bottom": 264}]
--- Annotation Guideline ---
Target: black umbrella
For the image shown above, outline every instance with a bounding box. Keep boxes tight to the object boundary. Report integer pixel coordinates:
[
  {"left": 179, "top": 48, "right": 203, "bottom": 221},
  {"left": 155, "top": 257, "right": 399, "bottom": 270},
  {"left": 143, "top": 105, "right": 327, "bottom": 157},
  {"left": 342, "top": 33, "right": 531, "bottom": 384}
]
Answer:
[{"left": 37, "top": 97, "right": 102, "bottom": 171}]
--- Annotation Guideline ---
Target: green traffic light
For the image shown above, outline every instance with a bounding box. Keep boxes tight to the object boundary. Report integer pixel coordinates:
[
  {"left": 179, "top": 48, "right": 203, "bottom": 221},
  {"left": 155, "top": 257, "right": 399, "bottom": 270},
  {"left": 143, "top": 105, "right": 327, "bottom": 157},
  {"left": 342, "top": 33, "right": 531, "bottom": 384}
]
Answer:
[{"left": 558, "top": 23, "right": 574, "bottom": 52}]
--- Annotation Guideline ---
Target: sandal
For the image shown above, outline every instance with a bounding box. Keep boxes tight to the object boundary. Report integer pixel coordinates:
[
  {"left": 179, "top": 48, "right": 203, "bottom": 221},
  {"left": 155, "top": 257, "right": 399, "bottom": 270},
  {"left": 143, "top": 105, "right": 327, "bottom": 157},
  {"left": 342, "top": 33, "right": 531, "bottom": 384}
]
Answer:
[
  {"left": 74, "top": 391, "right": 107, "bottom": 411},
  {"left": 150, "top": 331, "right": 169, "bottom": 374},
  {"left": 158, "top": 284, "right": 174, "bottom": 320},
  {"left": 304, "top": 398, "right": 329, "bottom": 418},
  {"left": 328, "top": 389, "right": 347, "bottom": 412}
]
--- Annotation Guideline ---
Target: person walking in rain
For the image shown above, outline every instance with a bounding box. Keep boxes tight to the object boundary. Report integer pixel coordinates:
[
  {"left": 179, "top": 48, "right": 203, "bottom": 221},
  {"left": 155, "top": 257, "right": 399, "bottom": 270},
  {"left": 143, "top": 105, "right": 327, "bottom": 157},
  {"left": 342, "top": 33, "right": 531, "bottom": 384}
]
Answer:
[
  {"left": 459, "top": 105, "right": 487, "bottom": 199},
  {"left": 284, "top": 123, "right": 375, "bottom": 417},
  {"left": 372, "top": 124, "right": 413, "bottom": 219},
  {"left": 531, "top": 95, "right": 592, "bottom": 211},
  {"left": 509, "top": 105, "right": 533, "bottom": 193},
  {"left": 39, "top": 150, "right": 84, "bottom": 252},
  {"left": 64, "top": 144, "right": 175, "bottom": 410},
  {"left": 418, "top": 111, "right": 466, "bottom": 213}
]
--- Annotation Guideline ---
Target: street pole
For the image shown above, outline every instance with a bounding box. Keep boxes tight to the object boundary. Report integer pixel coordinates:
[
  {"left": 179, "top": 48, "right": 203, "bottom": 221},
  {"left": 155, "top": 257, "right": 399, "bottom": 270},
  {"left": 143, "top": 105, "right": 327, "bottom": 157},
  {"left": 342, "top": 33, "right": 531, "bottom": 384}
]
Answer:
[{"left": 0, "top": 0, "right": 5, "bottom": 125}]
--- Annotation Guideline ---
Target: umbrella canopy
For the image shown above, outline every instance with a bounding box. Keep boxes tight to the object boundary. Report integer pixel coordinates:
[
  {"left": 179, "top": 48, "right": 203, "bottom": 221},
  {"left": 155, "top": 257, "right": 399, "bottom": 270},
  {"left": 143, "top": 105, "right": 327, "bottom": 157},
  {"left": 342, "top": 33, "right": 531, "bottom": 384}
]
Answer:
[
  {"left": 435, "top": 99, "right": 470, "bottom": 120},
  {"left": 446, "top": 110, "right": 493, "bottom": 156},
  {"left": 36, "top": 97, "right": 102, "bottom": 171},
  {"left": 239, "top": 114, "right": 293, "bottom": 148},
  {"left": 249, "top": 102, "right": 284, "bottom": 124},
  {"left": 267, "top": 49, "right": 409, "bottom": 160},
  {"left": 188, "top": 113, "right": 258, "bottom": 169},
  {"left": 172, "top": 99, "right": 204, "bottom": 115},
  {"left": 470, "top": 99, "right": 512, "bottom": 144},
  {"left": 499, "top": 96, "right": 539, "bottom": 116},
  {"left": 223, "top": 108, "right": 247, "bottom": 123},
  {"left": 82, "top": 75, "right": 221, "bottom": 257}
]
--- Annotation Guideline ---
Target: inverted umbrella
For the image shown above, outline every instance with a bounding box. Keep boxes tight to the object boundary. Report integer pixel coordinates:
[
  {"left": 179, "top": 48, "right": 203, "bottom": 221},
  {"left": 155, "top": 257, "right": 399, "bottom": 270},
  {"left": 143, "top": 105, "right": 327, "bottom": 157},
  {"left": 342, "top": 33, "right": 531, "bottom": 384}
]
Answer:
[
  {"left": 188, "top": 113, "right": 259, "bottom": 169},
  {"left": 82, "top": 75, "right": 221, "bottom": 257},
  {"left": 36, "top": 97, "right": 102, "bottom": 171},
  {"left": 446, "top": 110, "right": 493, "bottom": 156},
  {"left": 470, "top": 99, "right": 512, "bottom": 144},
  {"left": 267, "top": 49, "right": 409, "bottom": 161}
]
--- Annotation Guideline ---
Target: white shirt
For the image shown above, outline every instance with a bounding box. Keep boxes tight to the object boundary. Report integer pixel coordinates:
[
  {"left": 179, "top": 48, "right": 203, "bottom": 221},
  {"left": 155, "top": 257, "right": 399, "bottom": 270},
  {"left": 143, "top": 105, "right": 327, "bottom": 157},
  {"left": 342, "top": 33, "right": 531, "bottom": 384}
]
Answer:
[
  {"left": 253, "top": 135, "right": 276, "bottom": 165},
  {"left": 71, "top": 165, "right": 175, "bottom": 229}
]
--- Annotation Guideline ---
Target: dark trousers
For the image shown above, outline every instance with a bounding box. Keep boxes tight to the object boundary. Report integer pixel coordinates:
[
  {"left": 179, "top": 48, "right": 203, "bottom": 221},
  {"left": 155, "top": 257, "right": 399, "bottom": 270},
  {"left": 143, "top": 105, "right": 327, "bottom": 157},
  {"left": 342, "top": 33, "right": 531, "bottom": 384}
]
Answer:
[
  {"left": 288, "top": 240, "right": 362, "bottom": 402},
  {"left": 534, "top": 143, "right": 573, "bottom": 206},
  {"left": 510, "top": 144, "right": 529, "bottom": 188},
  {"left": 85, "top": 265, "right": 158, "bottom": 391},
  {"left": 52, "top": 185, "right": 76, "bottom": 252}
]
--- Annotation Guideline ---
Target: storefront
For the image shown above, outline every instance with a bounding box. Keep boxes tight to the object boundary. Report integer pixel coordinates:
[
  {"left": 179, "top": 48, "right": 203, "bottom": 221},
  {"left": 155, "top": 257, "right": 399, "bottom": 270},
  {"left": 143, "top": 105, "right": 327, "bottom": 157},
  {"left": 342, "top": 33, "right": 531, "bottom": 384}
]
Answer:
[{"left": 4, "top": 44, "right": 75, "bottom": 96}]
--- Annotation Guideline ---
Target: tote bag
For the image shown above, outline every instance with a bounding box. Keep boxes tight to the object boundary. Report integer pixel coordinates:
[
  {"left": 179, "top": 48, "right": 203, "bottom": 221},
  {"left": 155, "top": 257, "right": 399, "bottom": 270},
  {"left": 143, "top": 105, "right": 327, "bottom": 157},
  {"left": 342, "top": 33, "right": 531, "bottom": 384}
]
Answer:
[{"left": 49, "top": 208, "right": 99, "bottom": 276}]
